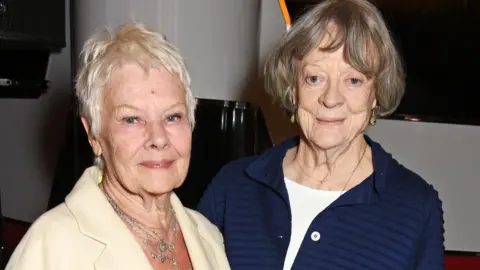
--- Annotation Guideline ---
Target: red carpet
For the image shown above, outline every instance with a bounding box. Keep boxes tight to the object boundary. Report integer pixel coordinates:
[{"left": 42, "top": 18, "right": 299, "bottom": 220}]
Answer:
[
  {"left": 445, "top": 252, "right": 480, "bottom": 270},
  {"left": 2, "top": 217, "right": 479, "bottom": 269}
]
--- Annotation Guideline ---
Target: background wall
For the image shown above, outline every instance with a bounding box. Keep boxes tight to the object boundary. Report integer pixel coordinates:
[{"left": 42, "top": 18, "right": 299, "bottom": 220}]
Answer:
[
  {"left": 254, "top": 0, "right": 299, "bottom": 144},
  {"left": 0, "top": 0, "right": 72, "bottom": 222},
  {"left": 74, "top": 0, "right": 261, "bottom": 102},
  {"left": 367, "top": 119, "right": 480, "bottom": 252}
]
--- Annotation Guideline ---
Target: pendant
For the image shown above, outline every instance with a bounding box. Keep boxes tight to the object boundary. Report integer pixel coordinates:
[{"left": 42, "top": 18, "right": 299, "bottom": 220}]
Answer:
[{"left": 159, "top": 240, "right": 167, "bottom": 252}]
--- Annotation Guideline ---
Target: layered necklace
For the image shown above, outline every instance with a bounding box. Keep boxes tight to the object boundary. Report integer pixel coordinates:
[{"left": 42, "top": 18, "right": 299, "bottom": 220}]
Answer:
[{"left": 103, "top": 190, "right": 180, "bottom": 268}]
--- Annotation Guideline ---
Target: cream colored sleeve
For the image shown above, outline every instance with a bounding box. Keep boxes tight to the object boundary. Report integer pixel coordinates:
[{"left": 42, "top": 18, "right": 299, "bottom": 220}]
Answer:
[{"left": 5, "top": 225, "right": 51, "bottom": 270}]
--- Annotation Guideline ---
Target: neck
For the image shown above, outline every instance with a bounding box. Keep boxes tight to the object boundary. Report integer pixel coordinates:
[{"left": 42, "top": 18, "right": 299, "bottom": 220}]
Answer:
[
  {"left": 289, "top": 135, "right": 370, "bottom": 189},
  {"left": 100, "top": 173, "right": 174, "bottom": 233}
]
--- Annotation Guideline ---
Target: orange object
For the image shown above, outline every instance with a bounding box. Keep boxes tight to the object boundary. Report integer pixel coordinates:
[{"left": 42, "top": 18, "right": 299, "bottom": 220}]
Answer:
[{"left": 277, "top": 0, "right": 291, "bottom": 30}]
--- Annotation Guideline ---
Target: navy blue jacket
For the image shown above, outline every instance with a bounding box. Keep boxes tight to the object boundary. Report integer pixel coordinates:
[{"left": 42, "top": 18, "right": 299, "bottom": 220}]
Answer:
[{"left": 198, "top": 136, "right": 445, "bottom": 270}]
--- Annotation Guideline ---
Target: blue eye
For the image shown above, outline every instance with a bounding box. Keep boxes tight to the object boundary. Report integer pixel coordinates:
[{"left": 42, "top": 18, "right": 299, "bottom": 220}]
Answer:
[
  {"left": 166, "top": 113, "right": 182, "bottom": 122},
  {"left": 349, "top": 78, "right": 363, "bottom": 85},
  {"left": 122, "top": 117, "right": 139, "bottom": 124},
  {"left": 306, "top": 75, "right": 321, "bottom": 84}
]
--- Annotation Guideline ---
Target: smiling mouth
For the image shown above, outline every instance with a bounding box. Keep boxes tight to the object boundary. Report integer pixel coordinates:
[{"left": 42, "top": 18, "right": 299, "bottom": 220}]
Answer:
[
  {"left": 316, "top": 118, "right": 345, "bottom": 125},
  {"left": 140, "top": 160, "right": 174, "bottom": 169}
]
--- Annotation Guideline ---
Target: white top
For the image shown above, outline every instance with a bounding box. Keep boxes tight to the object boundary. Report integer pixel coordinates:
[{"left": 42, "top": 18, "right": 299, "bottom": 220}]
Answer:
[{"left": 283, "top": 177, "right": 342, "bottom": 270}]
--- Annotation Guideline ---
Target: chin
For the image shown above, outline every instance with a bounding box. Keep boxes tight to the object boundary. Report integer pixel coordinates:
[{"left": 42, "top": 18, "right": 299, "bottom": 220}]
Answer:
[
  {"left": 313, "top": 139, "right": 345, "bottom": 150},
  {"left": 144, "top": 183, "right": 180, "bottom": 195},
  {"left": 307, "top": 132, "right": 348, "bottom": 150},
  {"left": 137, "top": 173, "right": 185, "bottom": 195}
]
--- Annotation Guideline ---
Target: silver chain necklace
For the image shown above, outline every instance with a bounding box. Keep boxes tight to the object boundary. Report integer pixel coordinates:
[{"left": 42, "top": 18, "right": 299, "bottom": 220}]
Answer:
[{"left": 103, "top": 190, "right": 179, "bottom": 268}]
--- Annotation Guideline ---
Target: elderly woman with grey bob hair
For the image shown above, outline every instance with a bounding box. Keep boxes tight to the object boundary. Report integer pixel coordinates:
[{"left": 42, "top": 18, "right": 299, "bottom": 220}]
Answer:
[
  {"left": 198, "top": 0, "right": 444, "bottom": 269},
  {"left": 7, "top": 22, "right": 230, "bottom": 270}
]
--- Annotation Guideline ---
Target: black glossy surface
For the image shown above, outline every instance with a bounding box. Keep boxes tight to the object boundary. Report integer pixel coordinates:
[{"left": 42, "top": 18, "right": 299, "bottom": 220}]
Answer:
[
  {"left": 0, "top": 0, "right": 66, "bottom": 48},
  {"left": 175, "top": 98, "right": 273, "bottom": 208},
  {"left": 0, "top": 42, "right": 52, "bottom": 99}
]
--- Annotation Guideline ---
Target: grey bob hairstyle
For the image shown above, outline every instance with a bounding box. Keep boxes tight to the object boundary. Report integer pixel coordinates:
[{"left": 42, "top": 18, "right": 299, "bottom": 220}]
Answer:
[{"left": 264, "top": 0, "right": 405, "bottom": 116}]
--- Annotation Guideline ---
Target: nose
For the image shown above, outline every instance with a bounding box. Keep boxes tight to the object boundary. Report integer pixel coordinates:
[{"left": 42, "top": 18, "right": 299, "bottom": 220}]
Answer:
[
  {"left": 144, "top": 121, "right": 169, "bottom": 149},
  {"left": 319, "top": 80, "right": 344, "bottom": 108}
]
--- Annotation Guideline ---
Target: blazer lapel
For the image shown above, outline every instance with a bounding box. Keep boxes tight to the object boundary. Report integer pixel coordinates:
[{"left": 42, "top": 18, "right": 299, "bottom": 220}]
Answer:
[
  {"left": 170, "top": 194, "right": 217, "bottom": 269},
  {"left": 65, "top": 166, "right": 153, "bottom": 270}
]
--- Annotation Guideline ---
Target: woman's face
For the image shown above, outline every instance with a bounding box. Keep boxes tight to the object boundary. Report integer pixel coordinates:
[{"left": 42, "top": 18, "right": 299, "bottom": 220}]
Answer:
[
  {"left": 295, "top": 44, "right": 376, "bottom": 150},
  {"left": 86, "top": 63, "right": 192, "bottom": 195}
]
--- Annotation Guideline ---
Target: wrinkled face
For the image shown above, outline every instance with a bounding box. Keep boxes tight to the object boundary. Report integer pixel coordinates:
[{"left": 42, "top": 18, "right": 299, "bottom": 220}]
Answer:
[
  {"left": 295, "top": 43, "right": 376, "bottom": 150},
  {"left": 84, "top": 63, "right": 192, "bottom": 195}
]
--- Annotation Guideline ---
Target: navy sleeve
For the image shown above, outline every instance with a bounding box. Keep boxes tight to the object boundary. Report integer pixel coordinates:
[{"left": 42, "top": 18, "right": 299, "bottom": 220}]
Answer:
[
  {"left": 196, "top": 168, "right": 227, "bottom": 231},
  {"left": 415, "top": 188, "right": 445, "bottom": 269}
]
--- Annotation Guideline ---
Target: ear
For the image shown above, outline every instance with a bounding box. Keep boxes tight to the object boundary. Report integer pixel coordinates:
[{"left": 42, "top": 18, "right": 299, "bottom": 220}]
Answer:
[
  {"left": 370, "top": 96, "right": 377, "bottom": 109},
  {"left": 80, "top": 117, "right": 102, "bottom": 157},
  {"left": 290, "top": 88, "right": 297, "bottom": 106}
]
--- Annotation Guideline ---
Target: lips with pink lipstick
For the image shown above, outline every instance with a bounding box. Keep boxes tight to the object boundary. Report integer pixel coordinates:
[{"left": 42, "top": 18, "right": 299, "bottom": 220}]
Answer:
[{"left": 140, "top": 159, "right": 174, "bottom": 169}]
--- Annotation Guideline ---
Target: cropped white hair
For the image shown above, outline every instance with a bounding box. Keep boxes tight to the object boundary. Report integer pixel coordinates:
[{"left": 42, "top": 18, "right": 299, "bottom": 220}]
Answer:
[
  {"left": 75, "top": 22, "right": 195, "bottom": 167},
  {"left": 76, "top": 21, "right": 195, "bottom": 135}
]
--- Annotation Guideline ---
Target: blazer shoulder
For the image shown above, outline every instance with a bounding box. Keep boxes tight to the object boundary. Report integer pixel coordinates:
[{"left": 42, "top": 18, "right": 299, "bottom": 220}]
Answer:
[
  {"left": 18, "top": 203, "right": 77, "bottom": 243},
  {"left": 6, "top": 204, "right": 78, "bottom": 269}
]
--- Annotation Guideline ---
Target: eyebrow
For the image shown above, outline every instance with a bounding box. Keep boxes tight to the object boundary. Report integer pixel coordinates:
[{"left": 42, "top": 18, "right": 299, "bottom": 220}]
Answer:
[
  {"left": 165, "top": 102, "right": 187, "bottom": 112},
  {"left": 113, "top": 104, "right": 140, "bottom": 112},
  {"left": 303, "top": 63, "right": 323, "bottom": 69},
  {"left": 304, "top": 61, "right": 360, "bottom": 71},
  {"left": 301, "top": 63, "right": 325, "bottom": 73},
  {"left": 113, "top": 101, "right": 187, "bottom": 113}
]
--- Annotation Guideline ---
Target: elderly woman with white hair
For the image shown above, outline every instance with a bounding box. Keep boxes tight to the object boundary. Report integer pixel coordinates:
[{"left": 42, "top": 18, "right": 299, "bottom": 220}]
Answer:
[{"left": 6, "top": 22, "right": 230, "bottom": 270}]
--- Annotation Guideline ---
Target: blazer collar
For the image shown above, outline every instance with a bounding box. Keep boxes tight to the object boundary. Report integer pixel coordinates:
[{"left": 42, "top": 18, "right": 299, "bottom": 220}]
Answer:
[
  {"left": 170, "top": 194, "right": 218, "bottom": 269},
  {"left": 65, "top": 166, "right": 216, "bottom": 270}
]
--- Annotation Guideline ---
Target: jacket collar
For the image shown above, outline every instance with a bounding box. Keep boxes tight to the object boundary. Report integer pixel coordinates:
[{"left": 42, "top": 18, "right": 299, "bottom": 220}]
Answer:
[
  {"left": 171, "top": 195, "right": 218, "bottom": 270},
  {"left": 244, "top": 135, "right": 393, "bottom": 206},
  {"left": 65, "top": 166, "right": 216, "bottom": 270}
]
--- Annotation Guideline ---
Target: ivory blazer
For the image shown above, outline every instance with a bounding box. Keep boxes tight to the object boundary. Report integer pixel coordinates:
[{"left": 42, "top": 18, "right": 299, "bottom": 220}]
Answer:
[{"left": 6, "top": 166, "right": 230, "bottom": 270}]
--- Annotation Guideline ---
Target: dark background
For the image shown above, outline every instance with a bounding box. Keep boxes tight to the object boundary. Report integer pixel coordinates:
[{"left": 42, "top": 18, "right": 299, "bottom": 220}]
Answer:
[{"left": 286, "top": 0, "right": 480, "bottom": 125}]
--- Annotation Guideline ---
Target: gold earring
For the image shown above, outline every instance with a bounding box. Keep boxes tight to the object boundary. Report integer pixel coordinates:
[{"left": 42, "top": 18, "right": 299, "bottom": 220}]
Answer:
[
  {"left": 289, "top": 91, "right": 297, "bottom": 124},
  {"left": 369, "top": 115, "right": 376, "bottom": 126},
  {"left": 290, "top": 107, "right": 297, "bottom": 123},
  {"left": 369, "top": 107, "right": 378, "bottom": 126}
]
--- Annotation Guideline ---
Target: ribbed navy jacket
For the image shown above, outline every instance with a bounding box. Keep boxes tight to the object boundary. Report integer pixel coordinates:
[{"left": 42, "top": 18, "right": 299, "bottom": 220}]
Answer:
[{"left": 197, "top": 136, "right": 445, "bottom": 270}]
